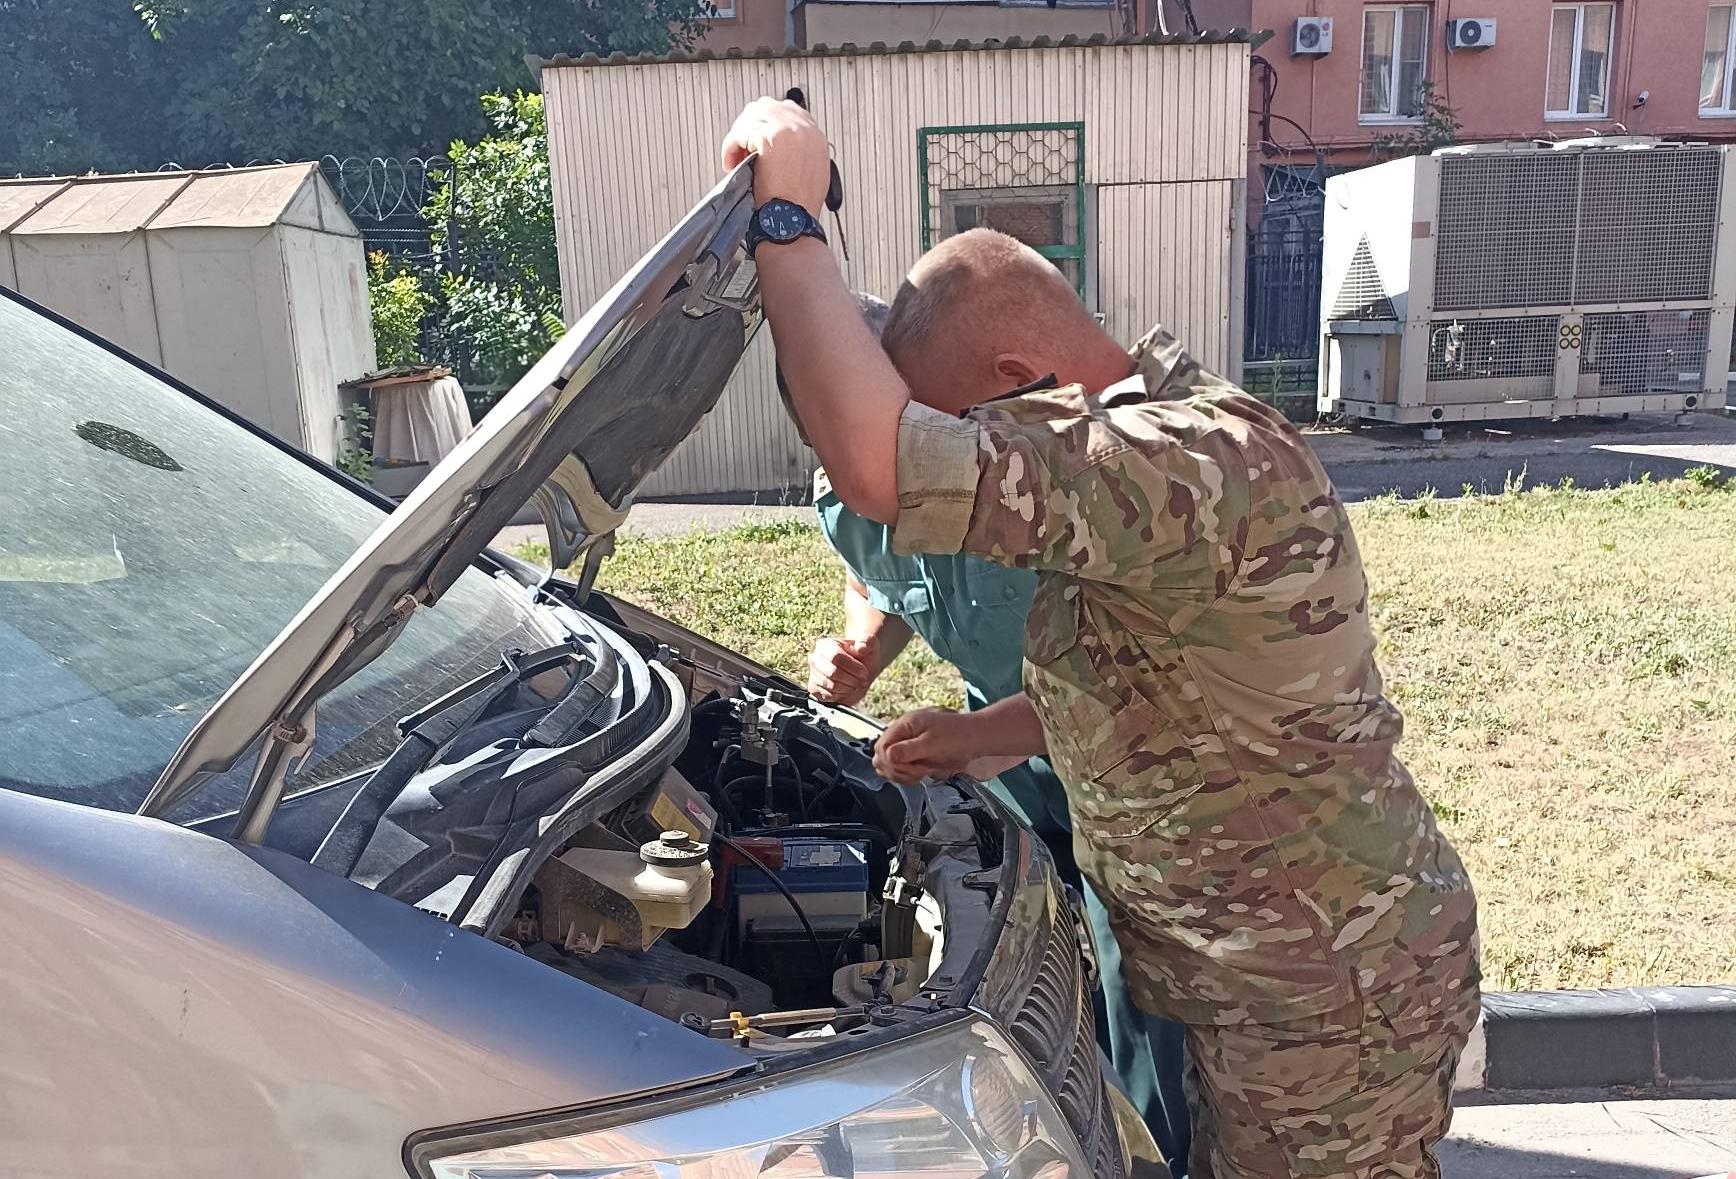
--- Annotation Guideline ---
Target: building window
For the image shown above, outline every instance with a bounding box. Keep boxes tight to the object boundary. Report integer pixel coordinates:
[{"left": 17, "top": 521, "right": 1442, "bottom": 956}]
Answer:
[
  {"left": 917, "top": 123, "right": 1090, "bottom": 299},
  {"left": 1360, "top": 5, "right": 1431, "bottom": 122},
  {"left": 1704, "top": 5, "right": 1736, "bottom": 113},
  {"left": 1546, "top": 3, "right": 1616, "bottom": 119},
  {"left": 706, "top": 0, "right": 735, "bottom": 18}
]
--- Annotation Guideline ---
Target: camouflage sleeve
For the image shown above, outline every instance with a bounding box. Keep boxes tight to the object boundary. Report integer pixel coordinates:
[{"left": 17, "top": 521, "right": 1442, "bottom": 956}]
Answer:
[{"left": 890, "top": 401, "right": 1236, "bottom": 582}]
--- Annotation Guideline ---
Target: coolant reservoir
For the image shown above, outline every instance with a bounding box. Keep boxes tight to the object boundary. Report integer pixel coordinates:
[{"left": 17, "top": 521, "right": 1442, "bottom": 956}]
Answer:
[{"left": 541, "top": 832, "right": 714, "bottom": 953}]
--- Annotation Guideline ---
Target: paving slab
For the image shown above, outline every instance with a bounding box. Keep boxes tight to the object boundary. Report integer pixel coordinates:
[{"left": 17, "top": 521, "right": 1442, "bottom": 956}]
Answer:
[{"left": 1443, "top": 1089, "right": 1736, "bottom": 1179}]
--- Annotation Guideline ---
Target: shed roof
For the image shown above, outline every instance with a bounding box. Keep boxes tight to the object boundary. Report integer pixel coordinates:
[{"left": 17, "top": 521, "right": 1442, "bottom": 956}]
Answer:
[
  {"left": 532, "top": 27, "right": 1266, "bottom": 70},
  {"left": 0, "top": 163, "right": 359, "bottom": 238}
]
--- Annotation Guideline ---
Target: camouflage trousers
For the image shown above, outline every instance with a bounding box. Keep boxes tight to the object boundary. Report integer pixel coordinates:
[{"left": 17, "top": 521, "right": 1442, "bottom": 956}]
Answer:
[{"left": 1184, "top": 983, "right": 1479, "bottom": 1179}]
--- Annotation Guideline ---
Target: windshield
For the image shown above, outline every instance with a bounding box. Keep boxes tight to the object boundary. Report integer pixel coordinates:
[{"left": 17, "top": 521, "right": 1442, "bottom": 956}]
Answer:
[{"left": 0, "top": 295, "right": 561, "bottom": 819}]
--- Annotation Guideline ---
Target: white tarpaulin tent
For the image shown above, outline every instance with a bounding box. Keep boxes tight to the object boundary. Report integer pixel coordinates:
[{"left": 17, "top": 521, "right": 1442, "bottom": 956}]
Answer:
[{"left": 0, "top": 164, "right": 375, "bottom": 462}]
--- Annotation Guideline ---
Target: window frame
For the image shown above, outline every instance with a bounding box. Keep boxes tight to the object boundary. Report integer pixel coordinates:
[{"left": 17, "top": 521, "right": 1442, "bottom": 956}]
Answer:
[
  {"left": 1702, "top": 4, "right": 1736, "bottom": 116},
  {"left": 1358, "top": 4, "right": 1433, "bottom": 125},
  {"left": 916, "top": 121, "right": 1090, "bottom": 300},
  {"left": 706, "top": 0, "right": 737, "bottom": 20},
  {"left": 1545, "top": 2, "right": 1617, "bottom": 121}
]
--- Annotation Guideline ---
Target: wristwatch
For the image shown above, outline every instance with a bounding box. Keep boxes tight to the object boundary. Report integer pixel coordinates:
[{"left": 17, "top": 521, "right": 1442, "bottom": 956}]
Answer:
[{"left": 745, "top": 198, "right": 827, "bottom": 256}]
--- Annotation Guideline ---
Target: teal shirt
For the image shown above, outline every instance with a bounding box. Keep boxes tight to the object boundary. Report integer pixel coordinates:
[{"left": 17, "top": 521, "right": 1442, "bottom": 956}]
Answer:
[{"left": 814, "top": 483, "right": 1072, "bottom": 836}]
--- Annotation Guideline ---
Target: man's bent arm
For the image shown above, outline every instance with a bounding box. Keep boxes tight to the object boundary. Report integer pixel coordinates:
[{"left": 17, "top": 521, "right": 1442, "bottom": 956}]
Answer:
[
  {"left": 966, "top": 693, "right": 1048, "bottom": 759},
  {"left": 757, "top": 237, "right": 908, "bottom": 523},
  {"left": 842, "top": 572, "right": 913, "bottom": 668}
]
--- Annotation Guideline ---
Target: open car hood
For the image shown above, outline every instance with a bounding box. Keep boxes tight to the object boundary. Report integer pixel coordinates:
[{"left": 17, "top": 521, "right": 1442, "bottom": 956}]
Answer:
[{"left": 139, "top": 166, "right": 761, "bottom": 832}]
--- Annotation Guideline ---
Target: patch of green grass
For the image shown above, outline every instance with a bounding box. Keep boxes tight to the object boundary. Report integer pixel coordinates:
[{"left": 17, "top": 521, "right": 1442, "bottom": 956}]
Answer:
[
  {"left": 540, "top": 521, "right": 962, "bottom": 719},
  {"left": 1356, "top": 477, "right": 1736, "bottom": 990},
  {"left": 534, "top": 478, "right": 1736, "bottom": 990},
  {"left": 1686, "top": 463, "right": 1729, "bottom": 490}
]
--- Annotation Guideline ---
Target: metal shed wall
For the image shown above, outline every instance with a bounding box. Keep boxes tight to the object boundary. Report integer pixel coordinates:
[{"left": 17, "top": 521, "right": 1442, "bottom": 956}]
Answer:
[
  {"left": 543, "top": 38, "right": 1250, "bottom": 497},
  {"left": 0, "top": 165, "right": 374, "bottom": 462}
]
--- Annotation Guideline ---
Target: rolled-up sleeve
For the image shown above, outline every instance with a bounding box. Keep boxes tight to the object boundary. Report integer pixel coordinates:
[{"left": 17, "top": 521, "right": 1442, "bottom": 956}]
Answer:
[
  {"left": 890, "top": 401, "right": 983, "bottom": 556},
  {"left": 891, "top": 398, "right": 1247, "bottom": 585}
]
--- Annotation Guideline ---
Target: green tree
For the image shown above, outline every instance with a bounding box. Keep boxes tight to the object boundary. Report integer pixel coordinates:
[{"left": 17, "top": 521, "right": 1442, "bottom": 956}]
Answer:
[
  {"left": 0, "top": 2, "right": 167, "bottom": 174},
  {"left": 367, "top": 251, "right": 433, "bottom": 368},
  {"left": 1370, "top": 83, "right": 1461, "bottom": 163},
  {"left": 1, "top": 0, "right": 710, "bottom": 175},
  {"left": 425, "top": 91, "right": 565, "bottom": 391}
]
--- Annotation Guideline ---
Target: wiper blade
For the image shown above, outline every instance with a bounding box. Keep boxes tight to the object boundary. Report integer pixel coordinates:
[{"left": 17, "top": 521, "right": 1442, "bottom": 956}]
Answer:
[
  {"left": 310, "top": 640, "right": 584, "bottom": 877},
  {"left": 523, "top": 649, "right": 620, "bottom": 748},
  {"left": 396, "top": 641, "right": 581, "bottom": 735}
]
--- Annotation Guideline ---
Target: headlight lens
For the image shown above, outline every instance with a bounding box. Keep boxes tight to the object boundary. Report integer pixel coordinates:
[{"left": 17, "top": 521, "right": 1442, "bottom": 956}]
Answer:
[{"left": 413, "top": 1018, "right": 1090, "bottom": 1178}]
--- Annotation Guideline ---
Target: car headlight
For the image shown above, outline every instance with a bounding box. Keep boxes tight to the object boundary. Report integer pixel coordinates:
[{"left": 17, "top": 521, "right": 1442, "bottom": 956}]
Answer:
[{"left": 410, "top": 1017, "right": 1090, "bottom": 1178}]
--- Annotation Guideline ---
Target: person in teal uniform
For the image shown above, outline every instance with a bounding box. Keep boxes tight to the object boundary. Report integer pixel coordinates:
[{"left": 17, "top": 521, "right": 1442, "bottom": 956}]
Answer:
[{"left": 783, "top": 294, "right": 1192, "bottom": 1173}]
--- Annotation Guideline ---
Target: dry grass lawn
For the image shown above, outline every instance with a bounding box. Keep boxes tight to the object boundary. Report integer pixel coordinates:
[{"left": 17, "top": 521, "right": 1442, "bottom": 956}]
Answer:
[{"left": 548, "top": 476, "right": 1736, "bottom": 992}]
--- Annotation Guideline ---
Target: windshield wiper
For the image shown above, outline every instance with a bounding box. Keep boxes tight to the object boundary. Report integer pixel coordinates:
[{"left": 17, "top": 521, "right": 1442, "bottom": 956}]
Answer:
[{"left": 309, "top": 639, "right": 586, "bottom": 878}]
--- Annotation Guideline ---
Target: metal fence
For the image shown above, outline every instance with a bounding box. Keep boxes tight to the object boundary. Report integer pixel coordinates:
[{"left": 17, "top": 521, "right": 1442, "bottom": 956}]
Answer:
[
  {"left": 316, "top": 154, "right": 453, "bottom": 263},
  {"left": 1244, "top": 165, "right": 1327, "bottom": 406},
  {"left": 313, "top": 154, "right": 494, "bottom": 391},
  {"left": 1244, "top": 219, "right": 1322, "bottom": 395}
]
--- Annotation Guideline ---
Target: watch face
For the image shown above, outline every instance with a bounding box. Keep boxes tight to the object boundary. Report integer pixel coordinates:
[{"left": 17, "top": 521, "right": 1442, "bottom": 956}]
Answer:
[{"left": 757, "top": 200, "right": 809, "bottom": 243}]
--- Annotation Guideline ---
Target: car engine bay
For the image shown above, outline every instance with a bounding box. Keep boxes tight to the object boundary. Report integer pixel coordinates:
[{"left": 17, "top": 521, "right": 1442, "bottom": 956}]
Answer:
[{"left": 480, "top": 599, "right": 1009, "bottom": 1054}]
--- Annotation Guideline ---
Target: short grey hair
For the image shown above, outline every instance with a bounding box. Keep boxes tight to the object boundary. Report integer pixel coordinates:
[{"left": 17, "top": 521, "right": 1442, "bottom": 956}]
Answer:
[
  {"left": 881, "top": 229, "right": 1090, "bottom": 371},
  {"left": 854, "top": 290, "right": 891, "bottom": 339}
]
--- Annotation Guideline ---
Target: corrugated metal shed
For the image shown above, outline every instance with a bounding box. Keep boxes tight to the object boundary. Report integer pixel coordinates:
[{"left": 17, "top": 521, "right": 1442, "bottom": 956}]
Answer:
[
  {"left": 539, "top": 33, "right": 1254, "bottom": 496},
  {"left": 0, "top": 164, "right": 374, "bottom": 462}
]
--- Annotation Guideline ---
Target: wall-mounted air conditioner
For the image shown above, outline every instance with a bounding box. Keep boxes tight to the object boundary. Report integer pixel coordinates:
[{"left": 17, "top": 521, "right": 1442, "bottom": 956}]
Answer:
[
  {"left": 1292, "top": 16, "right": 1332, "bottom": 55},
  {"left": 1445, "top": 18, "right": 1496, "bottom": 50}
]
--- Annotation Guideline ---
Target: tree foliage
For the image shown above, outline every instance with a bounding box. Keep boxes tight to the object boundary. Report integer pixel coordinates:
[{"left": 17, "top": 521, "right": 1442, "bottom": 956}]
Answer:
[
  {"left": 366, "top": 251, "right": 432, "bottom": 368},
  {"left": 425, "top": 92, "right": 565, "bottom": 390},
  {"left": 0, "top": 0, "right": 710, "bottom": 175},
  {"left": 1369, "top": 83, "right": 1461, "bottom": 163}
]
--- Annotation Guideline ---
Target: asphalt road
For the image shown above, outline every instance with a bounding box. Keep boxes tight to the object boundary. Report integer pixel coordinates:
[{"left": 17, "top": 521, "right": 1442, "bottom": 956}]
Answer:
[
  {"left": 1312, "top": 413, "right": 1736, "bottom": 502},
  {"left": 486, "top": 414, "right": 1736, "bottom": 549}
]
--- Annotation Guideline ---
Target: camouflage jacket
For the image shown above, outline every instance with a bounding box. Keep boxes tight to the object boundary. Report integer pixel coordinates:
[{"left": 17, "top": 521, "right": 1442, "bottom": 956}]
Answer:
[{"left": 892, "top": 326, "right": 1478, "bottom": 1025}]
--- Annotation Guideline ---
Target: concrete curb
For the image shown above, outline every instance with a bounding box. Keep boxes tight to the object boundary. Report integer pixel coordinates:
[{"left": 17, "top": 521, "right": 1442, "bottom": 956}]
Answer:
[{"left": 1455, "top": 986, "right": 1736, "bottom": 1092}]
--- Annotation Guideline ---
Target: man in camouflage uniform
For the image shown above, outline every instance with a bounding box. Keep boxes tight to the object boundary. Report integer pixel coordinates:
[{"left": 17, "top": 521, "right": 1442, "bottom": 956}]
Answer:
[
  {"left": 725, "top": 97, "right": 1479, "bottom": 1179},
  {"left": 790, "top": 294, "right": 1194, "bottom": 1171}
]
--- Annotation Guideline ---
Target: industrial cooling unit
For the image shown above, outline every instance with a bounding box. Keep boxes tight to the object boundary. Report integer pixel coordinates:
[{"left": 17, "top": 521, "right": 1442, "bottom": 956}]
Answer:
[{"left": 1318, "top": 139, "right": 1735, "bottom": 425}]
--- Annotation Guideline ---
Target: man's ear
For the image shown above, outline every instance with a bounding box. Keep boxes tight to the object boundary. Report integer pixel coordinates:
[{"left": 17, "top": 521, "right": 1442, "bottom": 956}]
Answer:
[{"left": 992, "top": 353, "right": 1044, "bottom": 389}]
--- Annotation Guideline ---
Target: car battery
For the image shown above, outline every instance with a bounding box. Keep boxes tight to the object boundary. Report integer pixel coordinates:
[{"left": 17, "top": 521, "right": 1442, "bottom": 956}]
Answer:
[
  {"left": 728, "top": 837, "right": 871, "bottom": 1007},
  {"left": 730, "top": 838, "right": 870, "bottom": 934}
]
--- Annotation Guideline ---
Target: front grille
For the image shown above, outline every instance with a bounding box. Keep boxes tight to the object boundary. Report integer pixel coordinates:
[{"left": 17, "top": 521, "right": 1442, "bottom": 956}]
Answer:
[{"left": 1003, "top": 881, "right": 1126, "bottom": 1178}]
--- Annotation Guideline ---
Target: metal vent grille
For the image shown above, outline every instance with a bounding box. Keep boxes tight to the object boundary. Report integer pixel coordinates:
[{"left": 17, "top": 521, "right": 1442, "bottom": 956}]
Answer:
[
  {"left": 1433, "top": 148, "right": 1723, "bottom": 311},
  {"left": 1581, "top": 310, "right": 1712, "bottom": 394},
  {"left": 1435, "top": 153, "right": 1578, "bottom": 310},
  {"left": 1427, "top": 316, "right": 1560, "bottom": 381},
  {"left": 1330, "top": 235, "right": 1397, "bottom": 320},
  {"left": 1576, "top": 151, "right": 1720, "bottom": 303}
]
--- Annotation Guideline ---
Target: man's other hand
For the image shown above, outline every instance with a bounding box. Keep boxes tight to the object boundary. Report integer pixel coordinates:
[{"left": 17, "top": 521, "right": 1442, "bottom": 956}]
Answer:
[
  {"left": 873, "top": 707, "right": 977, "bottom": 785},
  {"left": 721, "top": 98, "right": 831, "bottom": 217},
  {"left": 807, "top": 635, "right": 878, "bottom": 706}
]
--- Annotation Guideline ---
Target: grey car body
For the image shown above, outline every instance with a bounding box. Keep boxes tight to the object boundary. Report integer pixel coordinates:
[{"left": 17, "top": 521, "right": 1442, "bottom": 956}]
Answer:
[{"left": 0, "top": 168, "right": 1154, "bottom": 1178}]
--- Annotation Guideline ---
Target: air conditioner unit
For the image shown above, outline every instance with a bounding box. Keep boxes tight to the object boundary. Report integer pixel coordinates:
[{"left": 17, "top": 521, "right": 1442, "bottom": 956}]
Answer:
[
  {"left": 1317, "top": 141, "right": 1735, "bottom": 426},
  {"left": 1445, "top": 18, "right": 1496, "bottom": 50},
  {"left": 1292, "top": 17, "right": 1333, "bottom": 55}
]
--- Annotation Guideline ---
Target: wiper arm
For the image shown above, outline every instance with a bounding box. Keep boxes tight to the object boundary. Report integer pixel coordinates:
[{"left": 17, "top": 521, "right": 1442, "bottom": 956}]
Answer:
[{"left": 309, "top": 640, "right": 583, "bottom": 877}]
